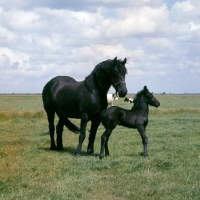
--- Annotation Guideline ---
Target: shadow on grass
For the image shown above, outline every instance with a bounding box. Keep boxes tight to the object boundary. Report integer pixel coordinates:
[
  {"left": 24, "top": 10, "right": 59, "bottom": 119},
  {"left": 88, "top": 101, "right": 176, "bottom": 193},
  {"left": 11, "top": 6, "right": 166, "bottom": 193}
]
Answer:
[{"left": 39, "top": 145, "right": 99, "bottom": 157}]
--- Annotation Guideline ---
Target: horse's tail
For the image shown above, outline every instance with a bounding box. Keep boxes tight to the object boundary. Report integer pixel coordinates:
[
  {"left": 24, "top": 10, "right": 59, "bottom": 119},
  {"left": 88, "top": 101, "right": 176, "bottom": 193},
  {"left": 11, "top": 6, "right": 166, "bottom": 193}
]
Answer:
[{"left": 64, "top": 118, "right": 80, "bottom": 134}]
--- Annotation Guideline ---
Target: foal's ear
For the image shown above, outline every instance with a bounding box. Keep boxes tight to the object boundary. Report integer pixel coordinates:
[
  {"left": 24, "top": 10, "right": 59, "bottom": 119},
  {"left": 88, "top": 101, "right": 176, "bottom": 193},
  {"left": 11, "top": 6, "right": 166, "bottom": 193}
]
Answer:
[
  {"left": 143, "top": 86, "right": 148, "bottom": 92},
  {"left": 122, "top": 58, "right": 127, "bottom": 64}
]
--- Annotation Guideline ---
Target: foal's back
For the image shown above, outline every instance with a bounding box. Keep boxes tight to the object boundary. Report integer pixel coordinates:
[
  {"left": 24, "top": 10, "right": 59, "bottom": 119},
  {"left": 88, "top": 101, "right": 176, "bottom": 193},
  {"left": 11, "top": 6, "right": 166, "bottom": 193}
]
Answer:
[{"left": 101, "top": 106, "right": 147, "bottom": 129}]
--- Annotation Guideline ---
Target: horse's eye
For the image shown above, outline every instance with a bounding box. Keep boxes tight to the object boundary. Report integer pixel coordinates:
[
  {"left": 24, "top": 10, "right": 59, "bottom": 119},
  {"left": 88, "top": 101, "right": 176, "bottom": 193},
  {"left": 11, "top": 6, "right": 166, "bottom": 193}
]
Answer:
[{"left": 113, "top": 67, "right": 118, "bottom": 74}]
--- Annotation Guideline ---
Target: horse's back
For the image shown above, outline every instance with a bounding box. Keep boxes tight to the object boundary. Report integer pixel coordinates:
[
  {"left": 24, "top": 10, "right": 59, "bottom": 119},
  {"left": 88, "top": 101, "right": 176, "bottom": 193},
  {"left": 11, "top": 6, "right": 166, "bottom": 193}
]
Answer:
[{"left": 42, "top": 76, "right": 77, "bottom": 108}]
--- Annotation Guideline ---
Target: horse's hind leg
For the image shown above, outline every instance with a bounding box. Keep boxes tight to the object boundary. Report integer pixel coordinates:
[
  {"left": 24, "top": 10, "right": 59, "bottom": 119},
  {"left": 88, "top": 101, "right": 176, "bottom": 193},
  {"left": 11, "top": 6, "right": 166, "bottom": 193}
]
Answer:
[
  {"left": 56, "top": 118, "right": 64, "bottom": 151},
  {"left": 46, "top": 109, "right": 56, "bottom": 150}
]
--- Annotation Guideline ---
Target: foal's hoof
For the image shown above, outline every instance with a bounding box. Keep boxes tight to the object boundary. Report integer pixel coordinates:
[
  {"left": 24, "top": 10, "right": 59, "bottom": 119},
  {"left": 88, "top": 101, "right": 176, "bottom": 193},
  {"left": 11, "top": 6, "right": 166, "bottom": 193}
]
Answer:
[
  {"left": 140, "top": 152, "right": 148, "bottom": 157},
  {"left": 74, "top": 152, "right": 81, "bottom": 157}
]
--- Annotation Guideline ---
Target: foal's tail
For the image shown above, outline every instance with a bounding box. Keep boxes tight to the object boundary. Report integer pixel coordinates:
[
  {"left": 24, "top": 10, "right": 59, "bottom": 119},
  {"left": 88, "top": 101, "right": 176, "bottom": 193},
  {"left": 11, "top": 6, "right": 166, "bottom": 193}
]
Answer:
[{"left": 64, "top": 118, "right": 80, "bottom": 134}]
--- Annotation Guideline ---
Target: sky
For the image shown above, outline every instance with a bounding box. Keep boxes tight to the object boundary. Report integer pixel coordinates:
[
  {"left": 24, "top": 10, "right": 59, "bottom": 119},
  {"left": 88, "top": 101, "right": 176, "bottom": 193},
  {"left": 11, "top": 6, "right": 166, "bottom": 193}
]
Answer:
[{"left": 0, "top": 0, "right": 200, "bottom": 94}]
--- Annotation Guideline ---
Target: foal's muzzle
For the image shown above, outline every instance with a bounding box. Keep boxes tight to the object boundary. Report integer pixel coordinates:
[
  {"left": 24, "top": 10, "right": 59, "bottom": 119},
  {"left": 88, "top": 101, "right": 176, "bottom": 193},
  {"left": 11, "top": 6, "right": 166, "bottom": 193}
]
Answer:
[{"left": 155, "top": 100, "right": 160, "bottom": 107}]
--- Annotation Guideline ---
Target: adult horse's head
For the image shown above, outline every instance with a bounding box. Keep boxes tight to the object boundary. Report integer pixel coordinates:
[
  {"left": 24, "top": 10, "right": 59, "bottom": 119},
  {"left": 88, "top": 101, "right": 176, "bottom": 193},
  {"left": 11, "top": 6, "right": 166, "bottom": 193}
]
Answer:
[
  {"left": 85, "top": 57, "right": 128, "bottom": 97},
  {"left": 110, "top": 57, "right": 128, "bottom": 97}
]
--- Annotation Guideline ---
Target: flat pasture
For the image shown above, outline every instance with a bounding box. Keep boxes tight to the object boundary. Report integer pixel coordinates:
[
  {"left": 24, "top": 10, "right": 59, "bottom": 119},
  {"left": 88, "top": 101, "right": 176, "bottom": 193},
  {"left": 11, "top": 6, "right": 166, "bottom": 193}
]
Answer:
[{"left": 0, "top": 94, "right": 200, "bottom": 199}]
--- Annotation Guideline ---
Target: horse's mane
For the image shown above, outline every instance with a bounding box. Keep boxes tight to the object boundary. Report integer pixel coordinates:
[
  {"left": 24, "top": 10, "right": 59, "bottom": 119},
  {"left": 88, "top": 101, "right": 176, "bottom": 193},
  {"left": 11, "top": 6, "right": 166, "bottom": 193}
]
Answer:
[
  {"left": 84, "top": 59, "right": 127, "bottom": 92},
  {"left": 131, "top": 89, "right": 144, "bottom": 110}
]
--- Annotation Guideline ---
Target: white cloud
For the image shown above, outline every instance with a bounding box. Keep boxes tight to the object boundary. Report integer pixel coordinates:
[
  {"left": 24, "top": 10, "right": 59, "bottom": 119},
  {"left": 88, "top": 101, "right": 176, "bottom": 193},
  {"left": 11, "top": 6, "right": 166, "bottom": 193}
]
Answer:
[
  {"left": 0, "top": 0, "right": 200, "bottom": 93},
  {"left": 105, "top": 5, "right": 169, "bottom": 38}
]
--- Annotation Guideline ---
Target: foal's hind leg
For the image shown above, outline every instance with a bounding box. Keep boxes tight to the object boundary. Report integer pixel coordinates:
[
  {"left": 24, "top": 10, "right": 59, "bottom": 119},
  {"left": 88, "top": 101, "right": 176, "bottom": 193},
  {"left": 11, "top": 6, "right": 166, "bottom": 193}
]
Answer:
[
  {"left": 56, "top": 118, "right": 64, "bottom": 151},
  {"left": 137, "top": 126, "right": 148, "bottom": 157},
  {"left": 100, "top": 128, "right": 113, "bottom": 159}
]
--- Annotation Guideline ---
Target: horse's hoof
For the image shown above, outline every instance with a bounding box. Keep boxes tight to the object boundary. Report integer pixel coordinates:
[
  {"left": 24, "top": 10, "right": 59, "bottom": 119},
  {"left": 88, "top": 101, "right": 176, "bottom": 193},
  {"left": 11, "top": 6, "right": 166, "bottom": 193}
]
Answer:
[
  {"left": 50, "top": 146, "right": 57, "bottom": 151},
  {"left": 87, "top": 152, "right": 95, "bottom": 157},
  {"left": 57, "top": 147, "right": 64, "bottom": 151},
  {"left": 99, "top": 155, "right": 104, "bottom": 160},
  {"left": 87, "top": 149, "right": 94, "bottom": 156}
]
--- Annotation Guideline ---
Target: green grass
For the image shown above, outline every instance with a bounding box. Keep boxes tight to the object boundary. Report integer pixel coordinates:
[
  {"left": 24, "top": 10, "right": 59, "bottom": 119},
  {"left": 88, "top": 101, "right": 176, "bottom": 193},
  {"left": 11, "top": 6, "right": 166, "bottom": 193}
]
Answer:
[{"left": 0, "top": 95, "right": 200, "bottom": 199}]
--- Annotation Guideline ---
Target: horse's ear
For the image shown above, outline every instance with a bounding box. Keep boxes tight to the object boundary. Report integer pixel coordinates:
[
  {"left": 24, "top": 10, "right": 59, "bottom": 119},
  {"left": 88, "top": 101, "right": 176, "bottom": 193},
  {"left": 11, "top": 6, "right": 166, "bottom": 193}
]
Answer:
[
  {"left": 113, "top": 57, "right": 117, "bottom": 64},
  {"left": 144, "top": 86, "right": 148, "bottom": 92},
  {"left": 123, "top": 58, "right": 127, "bottom": 64}
]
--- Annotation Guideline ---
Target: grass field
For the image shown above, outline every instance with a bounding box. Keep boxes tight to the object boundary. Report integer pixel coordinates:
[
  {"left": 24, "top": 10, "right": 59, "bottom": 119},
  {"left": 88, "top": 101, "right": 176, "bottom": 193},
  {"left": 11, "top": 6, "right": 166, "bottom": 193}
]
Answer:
[{"left": 0, "top": 94, "right": 200, "bottom": 199}]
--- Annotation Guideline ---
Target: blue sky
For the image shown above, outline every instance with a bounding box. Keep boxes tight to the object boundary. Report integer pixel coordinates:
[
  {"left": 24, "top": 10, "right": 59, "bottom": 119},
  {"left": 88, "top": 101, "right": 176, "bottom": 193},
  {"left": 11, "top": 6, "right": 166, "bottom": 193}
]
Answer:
[{"left": 0, "top": 0, "right": 200, "bottom": 94}]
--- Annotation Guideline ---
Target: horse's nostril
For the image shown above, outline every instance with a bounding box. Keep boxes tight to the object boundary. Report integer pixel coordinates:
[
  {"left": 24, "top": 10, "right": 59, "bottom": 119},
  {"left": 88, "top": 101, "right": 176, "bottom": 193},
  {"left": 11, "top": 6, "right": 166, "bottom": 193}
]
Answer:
[{"left": 118, "top": 90, "right": 127, "bottom": 97}]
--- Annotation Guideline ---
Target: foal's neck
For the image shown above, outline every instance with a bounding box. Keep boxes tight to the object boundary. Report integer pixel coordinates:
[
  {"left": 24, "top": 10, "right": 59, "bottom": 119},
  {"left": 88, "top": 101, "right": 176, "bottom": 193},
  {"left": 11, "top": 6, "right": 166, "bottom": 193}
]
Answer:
[{"left": 132, "top": 96, "right": 149, "bottom": 114}]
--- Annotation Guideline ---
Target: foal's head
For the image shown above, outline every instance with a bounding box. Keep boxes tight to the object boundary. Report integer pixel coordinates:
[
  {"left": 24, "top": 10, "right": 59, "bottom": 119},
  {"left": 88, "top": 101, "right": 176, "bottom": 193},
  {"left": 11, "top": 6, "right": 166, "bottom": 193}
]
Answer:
[
  {"left": 133, "top": 86, "right": 160, "bottom": 109},
  {"left": 143, "top": 86, "right": 160, "bottom": 107}
]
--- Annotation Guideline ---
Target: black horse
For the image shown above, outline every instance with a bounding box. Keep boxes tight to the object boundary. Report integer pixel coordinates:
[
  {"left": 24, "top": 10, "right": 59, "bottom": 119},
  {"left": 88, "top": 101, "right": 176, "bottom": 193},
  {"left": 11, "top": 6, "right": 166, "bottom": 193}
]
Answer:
[
  {"left": 99, "top": 86, "right": 160, "bottom": 159},
  {"left": 42, "top": 57, "right": 128, "bottom": 156}
]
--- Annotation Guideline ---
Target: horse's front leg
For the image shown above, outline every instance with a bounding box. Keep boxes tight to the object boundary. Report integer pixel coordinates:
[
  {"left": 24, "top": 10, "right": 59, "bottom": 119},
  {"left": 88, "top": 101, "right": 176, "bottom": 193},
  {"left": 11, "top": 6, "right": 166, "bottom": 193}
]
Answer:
[
  {"left": 87, "top": 116, "right": 101, "bottom": 156},
  {"left": 137, "top": 125, "right": 148, "bottom": 157},
  {"left": 75, "top": 113, "right": 88, "bottom": 156}
]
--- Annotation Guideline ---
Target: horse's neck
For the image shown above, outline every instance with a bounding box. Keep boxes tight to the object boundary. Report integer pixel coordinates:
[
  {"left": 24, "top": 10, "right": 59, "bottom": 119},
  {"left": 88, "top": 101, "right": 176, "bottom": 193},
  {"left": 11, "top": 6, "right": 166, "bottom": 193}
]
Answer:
[
  {"left": 97, "top": 77, "right": 111, "bottom": 92},
  {"left": 85, "top": 74, "right": 110, "bottom": 95}
]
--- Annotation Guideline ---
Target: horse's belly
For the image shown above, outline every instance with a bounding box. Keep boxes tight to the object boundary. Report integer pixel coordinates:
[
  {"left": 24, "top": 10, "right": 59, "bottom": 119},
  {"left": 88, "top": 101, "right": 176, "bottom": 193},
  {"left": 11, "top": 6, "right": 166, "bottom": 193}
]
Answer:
[
  {"left": 56, "top": 106, "right": 81, "bottom": 119},
  {"left": 53, "top": 82, "right": 103, "bottom": 119}
]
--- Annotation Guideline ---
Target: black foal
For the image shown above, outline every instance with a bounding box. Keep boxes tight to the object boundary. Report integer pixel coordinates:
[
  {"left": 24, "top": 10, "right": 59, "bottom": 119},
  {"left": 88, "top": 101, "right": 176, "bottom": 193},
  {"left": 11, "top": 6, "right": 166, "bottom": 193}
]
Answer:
[{"left": 100, "top": 86, "right": 160, "bottom": 159}]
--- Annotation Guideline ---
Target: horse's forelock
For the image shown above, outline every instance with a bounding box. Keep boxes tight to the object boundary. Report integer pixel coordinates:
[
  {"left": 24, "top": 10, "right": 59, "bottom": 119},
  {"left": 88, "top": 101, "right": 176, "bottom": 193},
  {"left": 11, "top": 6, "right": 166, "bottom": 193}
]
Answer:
[
  {"left": 116, "top": 59, "right": 128, "bottom": 75},
  {"left": 108, "top": 59, "right": 127, "bottom": 76}
]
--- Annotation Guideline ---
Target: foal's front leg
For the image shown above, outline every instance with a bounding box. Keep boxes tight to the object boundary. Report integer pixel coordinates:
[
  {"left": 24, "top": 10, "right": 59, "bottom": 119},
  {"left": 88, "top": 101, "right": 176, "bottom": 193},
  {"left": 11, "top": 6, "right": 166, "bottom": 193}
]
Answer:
[
  {"left": 137, "top": 126, "right": 148, "bottom": 157},
  {"left": 75, "top": 113, "right": 88, "bottom": 156}
]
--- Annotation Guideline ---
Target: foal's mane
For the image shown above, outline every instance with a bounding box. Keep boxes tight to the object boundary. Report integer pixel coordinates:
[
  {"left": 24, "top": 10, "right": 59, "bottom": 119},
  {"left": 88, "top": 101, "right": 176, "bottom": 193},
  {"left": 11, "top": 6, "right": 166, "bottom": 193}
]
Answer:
[
  {"left": 84, "top": 58, "right": 127, "bottom": 92},
  {"left": 131, "top": 89, "right": 145, "bottom": 110}
]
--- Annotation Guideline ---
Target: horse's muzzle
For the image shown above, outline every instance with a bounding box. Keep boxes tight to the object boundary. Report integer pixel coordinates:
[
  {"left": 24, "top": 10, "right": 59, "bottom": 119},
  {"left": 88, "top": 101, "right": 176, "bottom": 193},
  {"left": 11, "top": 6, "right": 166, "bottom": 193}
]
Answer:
[{"left": 117, "top": 87, "right": 127, "bottom": 97}]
